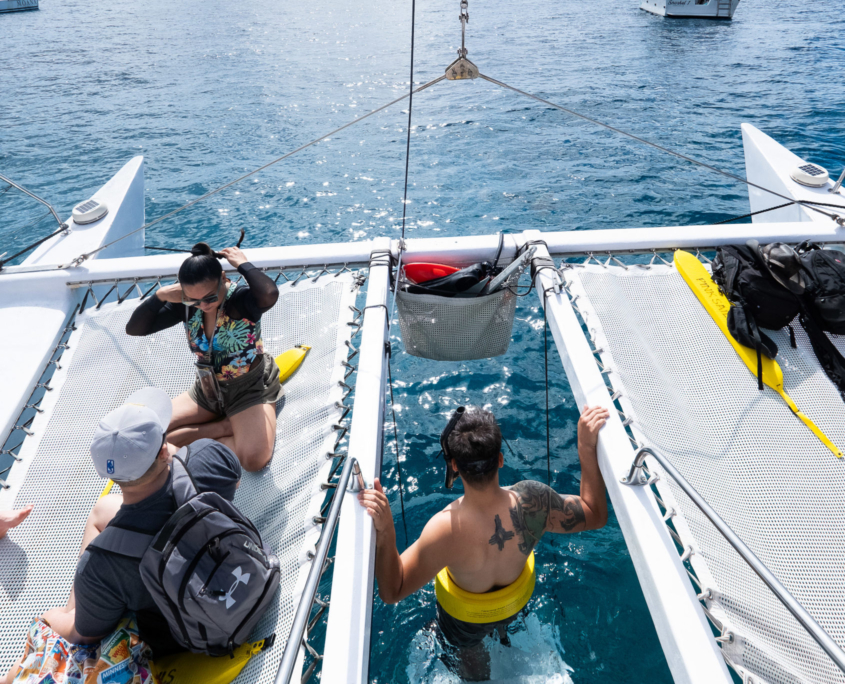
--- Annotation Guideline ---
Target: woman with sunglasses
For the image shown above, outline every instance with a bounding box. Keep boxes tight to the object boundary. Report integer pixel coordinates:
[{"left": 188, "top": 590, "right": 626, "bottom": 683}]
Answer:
[{"left": 126, "top": 242, "right": 281, "bottom": 471}]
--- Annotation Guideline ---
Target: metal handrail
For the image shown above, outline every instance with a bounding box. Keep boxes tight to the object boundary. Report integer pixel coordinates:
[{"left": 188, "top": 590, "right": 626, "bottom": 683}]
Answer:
[
  {"left": 831, "top": 167, "right": 845, "bottom": 195},
  {"left": 0, "top": 174, "right": 66, "bottom": 229},
  {"left": 275, "top": 456, "right": 365, "bottom": 684},
  {"left": 622, "top": 446, "right": 845, "bottom": 674}
]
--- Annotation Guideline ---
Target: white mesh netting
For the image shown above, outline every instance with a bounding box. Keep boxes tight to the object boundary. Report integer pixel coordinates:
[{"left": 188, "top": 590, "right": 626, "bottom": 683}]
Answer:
[
  {"left": 565, "top": 263, "right": 845, "bottom": 684},
  {"left": 0, "top": 273, "right": 360, "bottom": 684}
]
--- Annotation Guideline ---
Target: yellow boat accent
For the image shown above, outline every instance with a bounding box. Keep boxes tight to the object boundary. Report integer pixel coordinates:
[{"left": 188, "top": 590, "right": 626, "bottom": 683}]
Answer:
[
  {"left": 435, "top": 552, "right": 535, "bottom": 624},
  {"left": 275, "top": 345, "right": 311, "bottom": 383},
  {"left": 674, "top": 249, "right": 842, "bottom": 458},
  {"left": 151, "top": 635, "right": 274, "bottom": 684}
]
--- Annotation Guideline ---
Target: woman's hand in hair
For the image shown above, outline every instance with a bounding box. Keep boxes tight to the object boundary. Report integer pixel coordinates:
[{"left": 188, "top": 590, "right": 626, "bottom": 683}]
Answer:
[
  {"left": 218, "top": 247, "right": 248, "bottom": 269},
  {"left": 155, "top": 282, "right": 185, "bottom": 303}
]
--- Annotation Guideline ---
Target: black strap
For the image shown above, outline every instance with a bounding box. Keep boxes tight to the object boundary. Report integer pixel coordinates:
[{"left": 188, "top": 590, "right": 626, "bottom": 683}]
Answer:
[
  {"left": 171, "top": 449, "right": 199, "bottom": 507},
  {"left": 492, "top": 232, "right": 505, "bottom": 271},
  {"left": 89, "top": 526, "right": 154, "bottom": 559}
]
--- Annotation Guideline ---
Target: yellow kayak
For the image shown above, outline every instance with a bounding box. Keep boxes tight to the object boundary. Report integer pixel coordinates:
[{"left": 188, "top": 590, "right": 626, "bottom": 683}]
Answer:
[
  {"left": 275, "top": 345, "right": 311, "bottom": 383},
  {"left": 674, "top": 249, "right": 841, "bottom": 458}
]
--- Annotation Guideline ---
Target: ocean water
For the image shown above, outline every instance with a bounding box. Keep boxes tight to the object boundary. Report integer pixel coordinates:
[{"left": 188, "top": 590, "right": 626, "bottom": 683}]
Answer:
[{"left": 3, "top": 0, "right": 845, "bottom": 681}]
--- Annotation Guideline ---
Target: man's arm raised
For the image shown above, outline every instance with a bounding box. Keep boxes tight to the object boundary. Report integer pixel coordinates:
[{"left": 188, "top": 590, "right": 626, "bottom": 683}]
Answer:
[
  {"left": 358, "top": 479, "right": 452, "bottom": 604},
  {"left": 510, "top": 405, "right": 609, "bottom": 542},
  {"left": 550, "top": 404, "right": 609, "bottom": 533}
]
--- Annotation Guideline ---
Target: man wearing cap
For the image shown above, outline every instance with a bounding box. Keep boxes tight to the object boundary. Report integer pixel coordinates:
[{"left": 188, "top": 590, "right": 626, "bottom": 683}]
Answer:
[
  {"left": 358, "top": 405, "right": 609, "bottom": 681},
  {"left": 39, "top": 388, "right": 241, "bottom": 655}
]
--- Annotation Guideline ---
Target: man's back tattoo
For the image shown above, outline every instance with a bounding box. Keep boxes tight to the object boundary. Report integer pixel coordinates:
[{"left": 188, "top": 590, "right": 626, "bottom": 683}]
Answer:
[
  {"left": 488, "top": 514, "right": 514, "bottom": 551},
  {"left": 508, "top": 481, "right": 587, "bottom": 555}
]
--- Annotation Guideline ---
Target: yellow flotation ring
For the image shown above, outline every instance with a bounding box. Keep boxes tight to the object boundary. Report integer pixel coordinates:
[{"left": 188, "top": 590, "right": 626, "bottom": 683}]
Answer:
[{"left": 435, "top": 552, "right": 535, "bottom": 624}]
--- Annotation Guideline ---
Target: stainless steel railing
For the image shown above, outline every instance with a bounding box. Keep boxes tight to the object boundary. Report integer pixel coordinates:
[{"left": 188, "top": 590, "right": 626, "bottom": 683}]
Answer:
[
  {"left": 622, "top": 445, "right": 845, "bottom": 674},
  {"left": 274, "top": 456, "right": 365, "bottom": 684}
]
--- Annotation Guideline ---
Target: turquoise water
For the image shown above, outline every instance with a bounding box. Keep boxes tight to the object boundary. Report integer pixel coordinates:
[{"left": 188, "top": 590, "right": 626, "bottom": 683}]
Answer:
[{"left": 3, "top": 0, "right": 845, "bottom": 681}]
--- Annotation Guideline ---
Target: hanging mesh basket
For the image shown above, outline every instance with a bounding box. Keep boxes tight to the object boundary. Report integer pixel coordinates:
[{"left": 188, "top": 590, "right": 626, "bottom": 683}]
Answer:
[{"left": 395, "top": 271, "right": 520, "bottom": 361}]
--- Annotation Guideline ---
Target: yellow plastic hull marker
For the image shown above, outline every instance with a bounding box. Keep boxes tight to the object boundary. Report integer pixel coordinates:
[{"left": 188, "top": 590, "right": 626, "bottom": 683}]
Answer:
[
  {"left": 275, "top": 345, "right": 311, "bottom": 383},
  {"left": 674, "top": 249, "right": 842, "bottom": 458},
  {"left": 151, "top": 635, "right": 275, "bottom": 684}
]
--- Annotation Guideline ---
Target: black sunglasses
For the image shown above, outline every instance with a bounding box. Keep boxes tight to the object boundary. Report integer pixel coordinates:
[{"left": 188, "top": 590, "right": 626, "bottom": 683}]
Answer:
[{"left": 182, "top": 277, "right": 222, "bottom": 307}]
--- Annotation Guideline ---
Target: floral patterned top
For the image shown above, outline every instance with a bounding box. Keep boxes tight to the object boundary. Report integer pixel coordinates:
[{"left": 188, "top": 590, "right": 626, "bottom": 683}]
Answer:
[
  {"left": 126, "top": 262, "right": 279, "bottom": 376},
  {"left": 185, "top": 282, "right": 265, "bottom": 380}
]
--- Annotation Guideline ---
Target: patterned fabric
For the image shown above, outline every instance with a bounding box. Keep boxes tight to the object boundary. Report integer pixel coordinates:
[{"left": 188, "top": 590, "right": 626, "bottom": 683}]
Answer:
[
  {"left": 10, "top": 615, "right": 153, "bottom": 684},
  {"left": 184, "top": 283, "right": 264, "bottom": 381}
]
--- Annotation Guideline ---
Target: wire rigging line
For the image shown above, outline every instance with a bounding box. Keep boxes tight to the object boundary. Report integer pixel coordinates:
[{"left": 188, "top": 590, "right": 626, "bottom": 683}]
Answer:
[
  {"left": 399, "top": 0, "right": 417, "bottom": 241},
  {"left": 715, "top": 201, "right": 797, "bottom": 225},
  {"left": 477, "top": 74, "right": 845, "bottom": 225},
  {"left": 387, "top": 354, "right": 409, "bottom": 548},
  {"left": 0, "top": 222, "right": 69, "bottom": 269},
  {"left": 61, "top": 75, "right": 446, "bottom": 270},
  {"left": 384, "top": 0, "right": 418, "bottom": 550}
]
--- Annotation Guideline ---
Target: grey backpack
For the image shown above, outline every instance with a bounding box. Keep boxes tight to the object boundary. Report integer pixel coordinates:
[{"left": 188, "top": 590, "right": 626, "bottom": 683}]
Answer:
[{"left": 90, "top": 449, "right": 281, "bottom": 656}]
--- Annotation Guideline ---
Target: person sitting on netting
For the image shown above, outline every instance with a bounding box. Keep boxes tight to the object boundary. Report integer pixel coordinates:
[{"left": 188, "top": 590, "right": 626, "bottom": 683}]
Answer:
[
  {"left": 126, "top": 243, "right": 281, "bottom": 472},
  {"left": 358, "top": 405, "right": 609, "bottom": 682},
  {"left": 2, "top": 388, "right": 243, "bottom": 684}
]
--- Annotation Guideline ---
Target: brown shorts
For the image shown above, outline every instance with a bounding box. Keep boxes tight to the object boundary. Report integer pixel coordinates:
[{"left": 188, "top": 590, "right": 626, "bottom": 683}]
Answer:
[{"left": 188, "top": 353, "right": 283, "bottom": 418}]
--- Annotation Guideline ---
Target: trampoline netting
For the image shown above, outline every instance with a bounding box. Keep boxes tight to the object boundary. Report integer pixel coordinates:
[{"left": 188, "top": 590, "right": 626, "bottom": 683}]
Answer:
[
  {"left": 0, "top": 273, "right": 360, "bottom": 684},
  {"left": 565, "top": 262, "right": 845, "bottom": 684}
]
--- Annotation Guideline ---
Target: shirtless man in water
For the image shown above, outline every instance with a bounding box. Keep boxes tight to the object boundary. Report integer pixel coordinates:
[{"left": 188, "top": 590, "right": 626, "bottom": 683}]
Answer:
[{"left": 358, "top": 405, "right": 609, "bottom": 680}]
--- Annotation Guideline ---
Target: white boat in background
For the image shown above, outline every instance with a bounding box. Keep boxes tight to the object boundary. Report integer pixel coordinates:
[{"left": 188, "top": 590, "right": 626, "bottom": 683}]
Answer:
[
  {"left": 0, "top": 0, "right": 38, "bottom": 13},
  {"left": 640, "top": 0, "right": 740, "bottom": 19}
]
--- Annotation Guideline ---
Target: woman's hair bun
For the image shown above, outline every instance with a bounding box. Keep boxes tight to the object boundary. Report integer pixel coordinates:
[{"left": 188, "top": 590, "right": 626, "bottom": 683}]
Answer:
[
  {"left": 180, "top": 242, "right": 223, "bottom": 286},
  {"left": 190, "top": 242, "right": 215, "bottom": 257}
]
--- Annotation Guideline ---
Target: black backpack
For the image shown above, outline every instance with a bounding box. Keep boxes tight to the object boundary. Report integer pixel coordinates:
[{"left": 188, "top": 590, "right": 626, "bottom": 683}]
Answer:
[
  {"left": 797, "top": 242, "right": 845, "bottom": 334},
  {"left": 711, "top": 245, "right": 801, "bottom": 388},
  {"left": 90, "top": 449, "right": 280, "bottom": 656},
  {"left": 712, "top": 241, "right": 845, "bottom": 396}
]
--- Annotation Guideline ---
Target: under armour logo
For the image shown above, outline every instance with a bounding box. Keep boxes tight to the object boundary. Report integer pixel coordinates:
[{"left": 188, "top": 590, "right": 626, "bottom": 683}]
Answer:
[{"left": 219, "top": 566, "right": 250, "bottom": 609}]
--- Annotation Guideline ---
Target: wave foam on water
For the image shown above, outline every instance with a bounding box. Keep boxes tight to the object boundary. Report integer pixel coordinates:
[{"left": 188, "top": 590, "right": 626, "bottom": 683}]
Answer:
[{"left": 405, "top": 613, "right": 575, "bottom": 684}]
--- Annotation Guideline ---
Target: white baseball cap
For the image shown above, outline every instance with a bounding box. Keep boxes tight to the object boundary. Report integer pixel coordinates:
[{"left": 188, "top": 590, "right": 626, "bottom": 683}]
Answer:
[{"left": 90, "top": 388, "right": 173, "bottom": 482}]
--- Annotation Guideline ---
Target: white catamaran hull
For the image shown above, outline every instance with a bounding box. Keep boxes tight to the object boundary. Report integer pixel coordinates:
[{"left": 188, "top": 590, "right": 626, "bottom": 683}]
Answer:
[
  {"left": 640, "top": 0, "right": 740, "bottom": 19},
  {"left": 0, "top": 156, "right": 144, "bottom": 451},
  {"left": 2, "top": 127, "right": 843, "bottom": 684}
]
